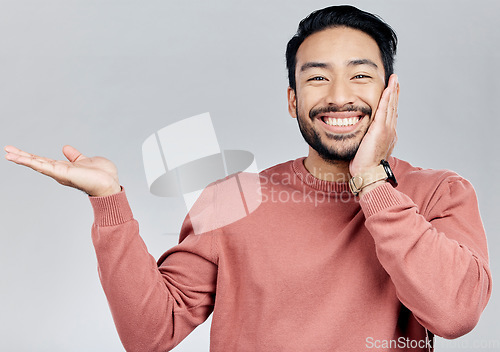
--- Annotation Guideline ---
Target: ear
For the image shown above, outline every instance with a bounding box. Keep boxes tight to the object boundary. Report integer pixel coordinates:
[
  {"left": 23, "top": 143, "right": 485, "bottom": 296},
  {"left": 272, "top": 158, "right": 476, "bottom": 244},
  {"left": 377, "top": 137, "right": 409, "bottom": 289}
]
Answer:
[{"left": 287, "top": 87, "right": 297, "bottom": 119}]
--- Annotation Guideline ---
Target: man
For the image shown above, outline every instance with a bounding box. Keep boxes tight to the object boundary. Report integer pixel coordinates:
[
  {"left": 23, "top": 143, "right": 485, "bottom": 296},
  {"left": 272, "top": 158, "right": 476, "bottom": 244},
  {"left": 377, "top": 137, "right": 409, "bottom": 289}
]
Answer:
[{"left": 4, "top": 5, "right": 491, "bottom": 352}]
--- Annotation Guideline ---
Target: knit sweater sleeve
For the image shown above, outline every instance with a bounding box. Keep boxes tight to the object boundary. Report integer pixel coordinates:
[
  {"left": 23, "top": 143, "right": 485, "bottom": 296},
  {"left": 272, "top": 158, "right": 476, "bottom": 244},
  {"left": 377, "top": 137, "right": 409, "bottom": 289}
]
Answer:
[
  {"left": 90, "top": 189, "right": 217, "bottom": 352},
  {"left": 359, "top": 177, "right": 492, "bottom": 339}
]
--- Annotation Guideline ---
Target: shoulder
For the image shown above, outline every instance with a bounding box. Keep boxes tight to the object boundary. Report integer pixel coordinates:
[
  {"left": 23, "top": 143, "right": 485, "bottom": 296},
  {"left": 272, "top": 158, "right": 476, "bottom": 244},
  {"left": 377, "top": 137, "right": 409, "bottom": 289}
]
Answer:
[
  {"left": 391, "top": 157, "right": 477, "bottom": 213},
  {"left": 392, "top": 157, "right": 468, "bottom": 189}
]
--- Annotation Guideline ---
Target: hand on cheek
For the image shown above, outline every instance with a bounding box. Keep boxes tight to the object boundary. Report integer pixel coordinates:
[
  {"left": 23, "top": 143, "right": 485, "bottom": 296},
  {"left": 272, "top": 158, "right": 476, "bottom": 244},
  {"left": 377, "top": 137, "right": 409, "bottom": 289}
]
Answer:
[{"left": 349, "top": 74, "right": 399, "bottom": 178}]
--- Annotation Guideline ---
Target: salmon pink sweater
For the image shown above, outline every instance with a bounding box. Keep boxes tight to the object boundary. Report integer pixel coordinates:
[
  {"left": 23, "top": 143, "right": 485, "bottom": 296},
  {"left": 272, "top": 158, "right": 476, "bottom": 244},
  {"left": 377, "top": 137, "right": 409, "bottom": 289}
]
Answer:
[{"left": 89, "top": 157, "right": 491, "bottom": 351}]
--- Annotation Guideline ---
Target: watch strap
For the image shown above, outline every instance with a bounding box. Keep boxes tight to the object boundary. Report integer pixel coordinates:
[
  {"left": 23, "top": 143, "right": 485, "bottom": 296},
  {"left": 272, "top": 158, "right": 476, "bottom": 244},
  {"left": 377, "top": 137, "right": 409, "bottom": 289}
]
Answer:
[{"left": 349, "top": 164, "right": 388, "bottom": 196}]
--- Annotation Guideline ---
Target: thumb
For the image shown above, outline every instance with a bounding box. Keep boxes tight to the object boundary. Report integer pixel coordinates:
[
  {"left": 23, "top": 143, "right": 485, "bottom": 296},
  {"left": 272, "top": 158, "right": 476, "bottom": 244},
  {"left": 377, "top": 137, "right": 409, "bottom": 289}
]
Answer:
[{"left": 62, "top": 145, "right": 86, "bottom": 162}]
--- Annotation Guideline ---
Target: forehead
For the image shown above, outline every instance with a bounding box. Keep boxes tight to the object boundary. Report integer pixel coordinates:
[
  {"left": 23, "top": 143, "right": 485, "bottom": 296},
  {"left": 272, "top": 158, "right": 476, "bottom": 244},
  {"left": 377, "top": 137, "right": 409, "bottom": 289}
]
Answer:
[{"left": 296, "top": 27, "right": 383, "bottom": 69}]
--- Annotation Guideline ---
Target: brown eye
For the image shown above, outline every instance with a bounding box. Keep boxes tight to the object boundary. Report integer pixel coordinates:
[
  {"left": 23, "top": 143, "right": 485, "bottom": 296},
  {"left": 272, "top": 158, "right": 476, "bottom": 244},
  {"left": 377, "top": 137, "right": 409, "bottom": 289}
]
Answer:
[
  {"left": 353, "top": 74, "right": 371, "bottom": 79},
  {"left": 308, "top": 76, "right": 326, "bottom": 81}
]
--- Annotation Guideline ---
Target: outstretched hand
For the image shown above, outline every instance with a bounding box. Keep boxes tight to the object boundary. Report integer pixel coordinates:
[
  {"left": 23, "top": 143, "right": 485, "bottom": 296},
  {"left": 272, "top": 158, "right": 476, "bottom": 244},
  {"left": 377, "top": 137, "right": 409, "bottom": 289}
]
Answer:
[
  {"left": 349, "top": 74, "right": 399, "bottom": 177},
  {"left": 4, "top": 145, "right": 121, "bottom": 197}
]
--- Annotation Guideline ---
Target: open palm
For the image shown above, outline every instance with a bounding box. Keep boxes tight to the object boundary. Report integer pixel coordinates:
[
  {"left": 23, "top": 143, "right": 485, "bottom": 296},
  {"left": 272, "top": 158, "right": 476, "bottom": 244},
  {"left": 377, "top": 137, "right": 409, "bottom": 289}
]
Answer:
[{"left": 5, "top": 145, "right": 121, "bottom": 197}]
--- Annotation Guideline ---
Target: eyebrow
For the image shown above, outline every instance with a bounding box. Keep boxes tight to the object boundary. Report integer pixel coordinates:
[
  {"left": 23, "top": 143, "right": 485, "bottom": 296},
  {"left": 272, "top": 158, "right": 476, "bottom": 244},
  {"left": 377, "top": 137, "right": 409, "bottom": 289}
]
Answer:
[
  {"left": 300, "top": 62, "right": 332, "bottom": 72},
  {"left": 347, "top": 59, "right": 379, "bottom": 69},
  {"left": 299, "top": 59, "right": 379, "bottom": 73}
]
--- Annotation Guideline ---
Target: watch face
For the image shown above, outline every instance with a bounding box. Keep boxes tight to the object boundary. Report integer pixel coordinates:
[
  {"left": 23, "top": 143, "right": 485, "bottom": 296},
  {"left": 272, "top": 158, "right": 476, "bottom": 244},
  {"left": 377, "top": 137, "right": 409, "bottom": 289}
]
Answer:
[
  {"left": 381, "top": 160, "right": 398, "bottom": 187},
  {"left": 386, "top": 166, "right": 393, "bottom": 178}
]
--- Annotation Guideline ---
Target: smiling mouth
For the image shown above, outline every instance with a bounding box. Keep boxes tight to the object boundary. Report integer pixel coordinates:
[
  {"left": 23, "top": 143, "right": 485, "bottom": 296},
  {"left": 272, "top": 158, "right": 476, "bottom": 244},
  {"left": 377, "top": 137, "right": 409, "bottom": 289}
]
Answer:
[
  {"left": 318, "top": 111, "right": 366, "bottom": 129},
  {"left": 315, "top": 110, "right": 366, "bottom": 127},
  {"left": 322, "top": 116, "right": 360, "bottom": 127}
]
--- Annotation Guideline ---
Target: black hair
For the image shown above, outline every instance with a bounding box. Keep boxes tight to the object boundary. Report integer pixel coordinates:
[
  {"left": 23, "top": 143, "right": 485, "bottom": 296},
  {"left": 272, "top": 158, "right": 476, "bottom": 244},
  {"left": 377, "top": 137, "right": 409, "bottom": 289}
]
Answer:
[{"left": 285, "top": 5, "right": 397, "bottom": 90}]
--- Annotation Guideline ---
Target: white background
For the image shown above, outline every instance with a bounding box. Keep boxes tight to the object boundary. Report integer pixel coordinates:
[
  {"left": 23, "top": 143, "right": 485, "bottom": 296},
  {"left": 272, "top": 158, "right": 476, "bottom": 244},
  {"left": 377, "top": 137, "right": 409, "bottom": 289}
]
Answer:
[{"left": 1, "top": 0, "right": 498, "bottom": 351}]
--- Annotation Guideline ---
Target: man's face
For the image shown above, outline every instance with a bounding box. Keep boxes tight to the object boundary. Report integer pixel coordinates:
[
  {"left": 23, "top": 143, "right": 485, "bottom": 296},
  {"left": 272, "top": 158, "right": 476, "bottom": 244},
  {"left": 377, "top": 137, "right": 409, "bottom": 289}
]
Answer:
[{"left": 287, "top": 27, "right": 386, "bottom": 162}]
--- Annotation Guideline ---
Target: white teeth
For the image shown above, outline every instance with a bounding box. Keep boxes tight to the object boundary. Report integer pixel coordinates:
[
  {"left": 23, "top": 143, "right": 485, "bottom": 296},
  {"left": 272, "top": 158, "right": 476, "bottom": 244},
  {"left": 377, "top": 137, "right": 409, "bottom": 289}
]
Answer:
[{"left": 324, "top": 117, "right": 359, "bottom": 126}]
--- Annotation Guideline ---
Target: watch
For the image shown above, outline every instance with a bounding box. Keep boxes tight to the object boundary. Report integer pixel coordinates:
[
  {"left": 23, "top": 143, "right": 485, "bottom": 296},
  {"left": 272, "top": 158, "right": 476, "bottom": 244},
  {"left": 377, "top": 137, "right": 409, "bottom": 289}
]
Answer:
[{"left": 349, "top": 159, "right": 398, "bottom": 196}]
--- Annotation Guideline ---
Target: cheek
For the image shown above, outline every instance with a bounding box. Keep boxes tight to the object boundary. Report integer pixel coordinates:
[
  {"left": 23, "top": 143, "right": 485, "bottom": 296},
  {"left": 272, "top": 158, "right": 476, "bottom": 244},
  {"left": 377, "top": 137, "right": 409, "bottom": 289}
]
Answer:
[
  {"left": 297, "top": 87, "right": 328, "bottom": 111},
  {"left": 356, "top": 86, "right": 384, "bottom": 111}
]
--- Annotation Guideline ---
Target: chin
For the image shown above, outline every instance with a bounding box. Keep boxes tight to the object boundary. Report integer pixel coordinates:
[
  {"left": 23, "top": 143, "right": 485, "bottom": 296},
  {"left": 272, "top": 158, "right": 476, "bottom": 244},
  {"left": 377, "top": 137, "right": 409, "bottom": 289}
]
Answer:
[
  {"left": 314, "top": 140, "right": 360, "bottom": 163},
  {"left": 298, "top": 114, "right": 362, "bottom": 162}
]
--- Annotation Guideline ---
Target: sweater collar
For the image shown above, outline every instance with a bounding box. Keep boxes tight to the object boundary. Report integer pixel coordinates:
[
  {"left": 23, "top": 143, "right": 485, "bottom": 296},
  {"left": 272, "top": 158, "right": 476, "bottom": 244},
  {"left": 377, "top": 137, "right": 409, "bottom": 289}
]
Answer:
[{"left": 291, "top": 156, "right": 396, "bottom": 194}]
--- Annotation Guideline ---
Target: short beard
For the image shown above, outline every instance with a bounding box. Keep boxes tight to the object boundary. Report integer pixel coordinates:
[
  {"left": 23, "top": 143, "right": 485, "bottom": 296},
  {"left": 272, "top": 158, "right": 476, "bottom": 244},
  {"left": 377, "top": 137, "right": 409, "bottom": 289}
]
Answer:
[{"left": 296, "top": 103, "right": 371, "bottom": 163}]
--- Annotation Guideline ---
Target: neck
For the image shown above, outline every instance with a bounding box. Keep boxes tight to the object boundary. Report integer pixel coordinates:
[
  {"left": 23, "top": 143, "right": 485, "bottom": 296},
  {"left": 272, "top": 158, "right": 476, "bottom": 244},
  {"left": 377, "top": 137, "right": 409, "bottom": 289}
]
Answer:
[{"left": 303, "top": 148, "right": 351, "bottom": 183}]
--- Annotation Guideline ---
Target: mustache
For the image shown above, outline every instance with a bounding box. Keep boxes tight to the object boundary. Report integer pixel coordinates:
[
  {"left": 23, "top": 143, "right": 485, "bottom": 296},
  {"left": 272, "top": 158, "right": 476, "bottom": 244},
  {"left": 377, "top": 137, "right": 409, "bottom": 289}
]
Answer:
[{"left": 309, "top": 104, "right": 372, "bottom": 119}]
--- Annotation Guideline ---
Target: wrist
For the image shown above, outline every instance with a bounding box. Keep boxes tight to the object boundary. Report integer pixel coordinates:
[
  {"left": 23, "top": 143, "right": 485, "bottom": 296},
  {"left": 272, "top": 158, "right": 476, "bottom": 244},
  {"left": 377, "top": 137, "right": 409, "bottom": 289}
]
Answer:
[
  {"left": 349, "top": 163, "right": 380, "bottom": 179},
  {"left": 348, "top": 159, "right": 397, "bottom": 196},
  {"left": 90, "top": 184, "right": 122, "bottom": 198}
]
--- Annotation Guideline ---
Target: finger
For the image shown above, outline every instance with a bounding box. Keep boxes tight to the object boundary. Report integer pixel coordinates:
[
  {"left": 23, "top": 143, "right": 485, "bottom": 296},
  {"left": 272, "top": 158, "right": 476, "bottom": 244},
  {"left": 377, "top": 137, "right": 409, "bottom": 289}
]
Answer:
[
  {"left": 393, "top": 80, "right": 400, "bottom": 128},
  {"left": 376, "top": 74, "right": 399, "bottom": 120},
  {"left": 62, "top": 145, "right": 86, "bottom": 162},
  {"left": 5, "top": 145, "right": 37, "bottom": 158},
  {"left": 5, "top": 145, "right": 56, "bottom": 163},
  {"left": 386, "top": 77, "right": 397, "bottom": 127},
  {"left": 373, "top": 82, "right": 392, "bottom": 125},
  {"left": 5, "top": 152, "right": 58, "bottom": 173},
  {"left": 388, "top": 75, "right": 399, "bottom": 128},
  {"left": 6, "top": 152, "right": 75, "bottom": 184}
]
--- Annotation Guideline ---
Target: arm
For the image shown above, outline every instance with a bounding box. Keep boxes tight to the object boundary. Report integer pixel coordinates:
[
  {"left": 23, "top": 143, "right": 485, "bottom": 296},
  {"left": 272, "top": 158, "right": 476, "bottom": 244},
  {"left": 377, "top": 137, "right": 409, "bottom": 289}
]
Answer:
[
  {"left": 5, "top": 145, "right": 217, "bottom": 351},
  {"left": 347, "top": 76, "right": 491, "bottom": 338},
  {"left": 360, "top": 179, "right": 491, "bottom": 338},
  {"left": 90, "top": 190, "right": 217, "bottom": 351}
]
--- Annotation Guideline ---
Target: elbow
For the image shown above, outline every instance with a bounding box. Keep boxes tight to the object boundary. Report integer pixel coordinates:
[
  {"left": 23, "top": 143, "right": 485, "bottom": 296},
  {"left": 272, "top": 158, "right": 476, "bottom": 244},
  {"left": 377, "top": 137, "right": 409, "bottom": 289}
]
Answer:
[
  {"left": 123, "top": 346, "right": 173, "bottom": 352},
  {"left": 432, "top": 319, "right": 478, "bottom": 340},
  {"left": 427, "top": 303, "right": 482, "bottom": 339},
  {"left": 431, "top": 268, "right": 491, "bottom": 339},
  {"left": 121, "top": 338, "right": 177, "bottom": 352},
  {"left": 115, "top": 318, "right": 179, "bottom": 352}
]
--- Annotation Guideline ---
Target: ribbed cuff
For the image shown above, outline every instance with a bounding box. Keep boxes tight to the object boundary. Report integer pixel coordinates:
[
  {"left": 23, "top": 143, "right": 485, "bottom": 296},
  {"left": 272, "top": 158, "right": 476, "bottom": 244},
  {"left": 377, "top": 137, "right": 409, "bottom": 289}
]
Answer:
[
  {"left": 359, "top": 183, "right": 403, "bottom": 217},
  {"left": 89, "top": 187, "right": 134, "bottom": 226}
]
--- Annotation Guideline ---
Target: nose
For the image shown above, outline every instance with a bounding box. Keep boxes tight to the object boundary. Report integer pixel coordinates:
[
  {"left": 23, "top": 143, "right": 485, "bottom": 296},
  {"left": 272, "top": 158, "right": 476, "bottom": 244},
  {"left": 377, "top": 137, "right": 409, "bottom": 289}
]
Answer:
[{"left": 325, "top": 80, "right": 355, "bottom": 107}]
